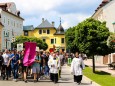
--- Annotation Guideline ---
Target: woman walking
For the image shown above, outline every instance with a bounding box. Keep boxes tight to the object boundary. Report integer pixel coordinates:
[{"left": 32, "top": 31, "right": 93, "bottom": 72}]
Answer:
[{"left": 71, "top": 52, "right": 85, "bottom": 85}]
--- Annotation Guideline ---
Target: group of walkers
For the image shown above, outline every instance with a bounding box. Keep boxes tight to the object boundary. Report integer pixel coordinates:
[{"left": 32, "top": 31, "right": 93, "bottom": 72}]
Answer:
[
  {"left": 0, "top": 49, "right": 65, "bottom": 83},
  {"left": 0, "top": 48, "right": 86, "bottom": 85}
]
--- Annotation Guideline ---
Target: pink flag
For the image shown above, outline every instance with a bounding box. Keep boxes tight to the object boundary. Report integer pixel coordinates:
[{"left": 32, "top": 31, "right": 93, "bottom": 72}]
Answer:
[{"left": 23, "top": 42, "right": 36, "bottom": 66}]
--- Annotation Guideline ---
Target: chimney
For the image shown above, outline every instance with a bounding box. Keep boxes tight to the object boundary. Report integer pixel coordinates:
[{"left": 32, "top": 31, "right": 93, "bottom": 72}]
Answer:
[
  {"left": 52, "top": 21, "right": 55, "bottom": 26},
  {"left": 17, "top": 11, "right": 20, "bottom": 16},
  {"left": 42, "top": 18, "right": 44, "bottom": 23}
]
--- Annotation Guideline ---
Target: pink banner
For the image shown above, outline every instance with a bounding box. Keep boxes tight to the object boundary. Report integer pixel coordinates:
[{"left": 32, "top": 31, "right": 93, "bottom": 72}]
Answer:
[{"left": 23, "top": 42, "right": 36, "bottom": 66}]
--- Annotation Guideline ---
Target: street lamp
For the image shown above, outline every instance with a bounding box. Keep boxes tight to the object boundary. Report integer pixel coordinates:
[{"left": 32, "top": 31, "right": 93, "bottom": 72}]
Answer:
[
  {"left": 11, "top": 37, "right": 15, "bottom": 50},
  {"left": 112, "top": 22, "right": 115, "bottom": 33},
  {"left": 5, "top": 39, "right": 7, "bottom": 49}
]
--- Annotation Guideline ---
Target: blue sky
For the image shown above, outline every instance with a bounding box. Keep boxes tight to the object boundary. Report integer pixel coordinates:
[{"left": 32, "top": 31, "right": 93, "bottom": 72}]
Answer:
[{"left": 1, "top": 0, "right": 102, "bottom": 29}]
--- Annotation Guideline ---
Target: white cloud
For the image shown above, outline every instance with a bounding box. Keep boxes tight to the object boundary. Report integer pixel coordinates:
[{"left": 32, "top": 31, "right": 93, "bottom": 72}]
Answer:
[
  {"left": 61, "top": 13, "right": 90, "bottom": 29},
  {"left": 0, "top": 0, "right": 102, "bottom": 29}
]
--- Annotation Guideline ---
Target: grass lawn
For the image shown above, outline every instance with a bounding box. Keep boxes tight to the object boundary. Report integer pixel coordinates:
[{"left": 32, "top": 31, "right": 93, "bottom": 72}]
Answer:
[{"left": 83, "top": 66, "right": 115, "bottom": 86}]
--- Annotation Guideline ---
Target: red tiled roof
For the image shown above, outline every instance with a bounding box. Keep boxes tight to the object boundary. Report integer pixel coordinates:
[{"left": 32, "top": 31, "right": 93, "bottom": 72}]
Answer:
[
  {"left": 95, "top": 0, "right": 109, "bottom": 12},
  {"left": 3, "top": 10, "right": 24, "bottom": 20},
  {"left": 0, "top": 2, "right": 24, "bottom": 20}
]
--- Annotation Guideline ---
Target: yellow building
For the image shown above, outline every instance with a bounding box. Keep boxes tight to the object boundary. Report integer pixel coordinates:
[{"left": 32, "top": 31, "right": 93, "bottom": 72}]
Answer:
[{"left": 23, "top": 18, "right": 65, "bottom": 52}]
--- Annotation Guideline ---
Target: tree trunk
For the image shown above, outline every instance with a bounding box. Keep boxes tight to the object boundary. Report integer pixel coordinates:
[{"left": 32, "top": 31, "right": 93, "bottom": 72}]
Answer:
[{"left": 92, "top": 55, "right": 95, "bottom": 73}]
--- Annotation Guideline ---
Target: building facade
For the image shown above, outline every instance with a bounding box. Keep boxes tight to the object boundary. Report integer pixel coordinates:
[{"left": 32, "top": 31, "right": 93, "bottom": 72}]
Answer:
[
  {"left": 0, "top": 22, "right": 3, "bottom": 51},
  {"left": 23, "top": 18, "right": 65, "bottom": 52},
  {"left": 92, "top": 0, "right": 115, "bottom": 32},
  {"left": 0, "top": 2, "right": 24, "bottom": 50}
]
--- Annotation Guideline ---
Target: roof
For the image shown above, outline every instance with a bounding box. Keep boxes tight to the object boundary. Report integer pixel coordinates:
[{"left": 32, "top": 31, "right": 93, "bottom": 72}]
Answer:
[
  {"left": 3, "top": 10, "right": 24, "bottom": 20},
  {"left": 54, "top": 19, "right": 65, "bottom": 35},
  {"left": 0, "top": 2, "right": 24, "bottom": 20},
  {"left": 37, "top": 19, "right": 54, "bottom": 28},
  {"left": 95, "top": 0, "right": 109, "bottom": 12},
  {"left": 94, "top": 0, "right": 112, "bottom": 13},
  {"left": 23, "top": 25, "right": 34, "bottom": 31}
]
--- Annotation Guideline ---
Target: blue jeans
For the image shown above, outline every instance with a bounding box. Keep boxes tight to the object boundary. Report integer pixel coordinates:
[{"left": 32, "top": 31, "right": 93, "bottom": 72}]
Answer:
[
  {"left": 12, "top": 65, "right": 18, "bottom": 79},
  {"left": 44, "top": 65, "right": 49, "bottom": 76}
]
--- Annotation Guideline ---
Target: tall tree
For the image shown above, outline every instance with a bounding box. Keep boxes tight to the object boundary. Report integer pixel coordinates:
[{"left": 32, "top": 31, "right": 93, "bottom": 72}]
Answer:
[
  {"left": 75, "top": 18, "right": 110, "bottom": 73},
  {"left": 65, "top": 27, "right": 78, "bottom": 53},
  {"left": 13, "top": 36, "right": 48, "bottom": 50}
]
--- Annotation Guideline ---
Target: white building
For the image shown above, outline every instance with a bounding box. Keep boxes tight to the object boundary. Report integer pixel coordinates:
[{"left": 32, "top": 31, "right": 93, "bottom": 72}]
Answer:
[
  {"left": 92, "top": 0, "right": 115, "bottom": 32},
  {"left": 0, "top": 2, "right": 24, "bottom": 50}
]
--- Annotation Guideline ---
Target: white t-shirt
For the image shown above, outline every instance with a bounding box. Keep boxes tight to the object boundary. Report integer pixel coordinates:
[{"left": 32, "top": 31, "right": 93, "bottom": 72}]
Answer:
[{"left": 2, "top": 53, "right": 9, "bottom": 65}]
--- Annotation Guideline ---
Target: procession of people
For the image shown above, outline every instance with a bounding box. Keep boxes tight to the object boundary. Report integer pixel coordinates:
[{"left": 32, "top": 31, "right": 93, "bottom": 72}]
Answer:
[
  {"left": 0, "top": 49, "right": 65, "bottom": 83},
  {"left": 0, "top": 42, "right": 85, "bottom": 85}
]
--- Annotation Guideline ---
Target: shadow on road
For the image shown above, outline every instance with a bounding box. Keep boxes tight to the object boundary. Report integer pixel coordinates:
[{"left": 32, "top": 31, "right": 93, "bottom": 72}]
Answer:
[
  {"left": 80, "top": 83, "right": 92, "bottom": 85},
  {"left": 58, "top": 81, "right": 72, "bottom": 83}
]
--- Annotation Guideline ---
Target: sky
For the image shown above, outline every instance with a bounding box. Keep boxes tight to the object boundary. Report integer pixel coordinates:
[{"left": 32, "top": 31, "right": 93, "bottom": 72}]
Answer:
[{"left": 0, "top": 0, "right": 102, "bottom": 29}]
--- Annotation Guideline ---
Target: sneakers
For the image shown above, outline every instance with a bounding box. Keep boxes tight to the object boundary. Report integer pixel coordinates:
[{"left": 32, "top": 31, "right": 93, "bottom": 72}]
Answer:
[{"left": 13, "top": 79, "right": 17, "bottom": 82}]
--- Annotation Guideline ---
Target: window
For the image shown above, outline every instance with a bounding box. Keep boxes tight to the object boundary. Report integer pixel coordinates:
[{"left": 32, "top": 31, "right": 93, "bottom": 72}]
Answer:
[
  {"left": 61, "top": 38, "right": 64, "bottom": 44},
  {"left": 51, "top": 39, "right": 54, "bottom": 44},
  {"left": 4, "top": 31, "right": 5, "bottom": 36},
  {"left": 7, "top": 32, "right": 9, "bottom": 37},
  {"left": 47, "top": 30, "right": 50, "bottom": 34},
  {"left": 43, "top": 30, "right": 46, "bottom": 33},
  {"left": 24, "top": 31, "right": 28, "bottom": 36},
  {"left": 43, "top": 39, "right": 46, "bottom": 42},
  {"left": 39, "top": 30, "right": 42, "bottom": 34}
]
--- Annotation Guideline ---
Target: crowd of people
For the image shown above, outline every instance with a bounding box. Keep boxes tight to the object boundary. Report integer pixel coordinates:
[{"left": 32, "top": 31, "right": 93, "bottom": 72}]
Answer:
[
  {"left": 0, "top": 49, "right": 86, "bottom": 85},
  {"left": 0, "top": 49, "right": 66, "bottom": 83}
]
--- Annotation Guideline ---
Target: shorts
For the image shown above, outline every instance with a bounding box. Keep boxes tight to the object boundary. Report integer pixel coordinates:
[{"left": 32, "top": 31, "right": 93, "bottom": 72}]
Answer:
[
  {"left": 23, "top": 66, "right": 28, "bottom": 73},
  {"left": 32, "top": 67, "right": 40, "bottom": 73}
]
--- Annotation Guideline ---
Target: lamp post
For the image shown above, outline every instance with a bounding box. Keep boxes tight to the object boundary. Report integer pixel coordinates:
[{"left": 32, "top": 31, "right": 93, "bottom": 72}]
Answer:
[
  {"left": 11, "top": 37, "right": 15, "bottom": 50},
  {"left": 5, "top": 39, "right": 7, "bottom": 49},
  {"left": 112, "top": 22, "right": 115, "bottom": 33}
]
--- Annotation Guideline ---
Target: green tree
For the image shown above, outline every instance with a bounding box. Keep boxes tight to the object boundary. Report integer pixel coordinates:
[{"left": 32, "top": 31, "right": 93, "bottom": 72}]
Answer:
[
  {"left": 75, "top": 18, "right": 110, "bottom": 73},
  {"left": 65, "top": 27, "right": 78, "bottom": 53},
  {"left": 13, "top": 36, "right": 48, "bottom": 50},
  {"left": 107, "top": 33, "right": 115, "bottom": 53}
]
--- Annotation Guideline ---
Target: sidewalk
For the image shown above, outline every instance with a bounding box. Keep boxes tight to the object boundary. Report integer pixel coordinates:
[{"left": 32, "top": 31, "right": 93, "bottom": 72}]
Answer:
[
  {"left": 84, "top": 59, "right": 115, "bottom": 76},
  {"left": 59, "top": 65, "right": 100, "bottom": 86},
  {"left": 0, "top": 64, "right": 100, "bottom": 86}
]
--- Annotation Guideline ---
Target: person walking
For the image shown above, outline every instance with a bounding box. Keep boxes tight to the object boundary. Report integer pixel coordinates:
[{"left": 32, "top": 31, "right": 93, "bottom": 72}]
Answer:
[
  {"left": 48, "top": 53, "right": 60, "bottom": 84},
  {"left": 71, "top": 52, "right": 85, "bottom": 85},
  {"left": 32, "top": 51, "right": 41, "bottom": 82},
  {"left": 9, "top": 50, "right": 20, "bottom": 82}
]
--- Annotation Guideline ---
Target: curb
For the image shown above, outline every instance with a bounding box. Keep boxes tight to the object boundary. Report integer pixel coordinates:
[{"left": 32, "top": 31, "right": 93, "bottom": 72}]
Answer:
[{"left": 83, "top": 75, "right": 101, "bottom": 86}]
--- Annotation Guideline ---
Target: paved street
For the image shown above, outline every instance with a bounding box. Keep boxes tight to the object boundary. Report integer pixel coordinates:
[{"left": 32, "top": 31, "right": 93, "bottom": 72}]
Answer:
[{"left": 0, "top": 65, "right": 100, "bottom": 86}]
